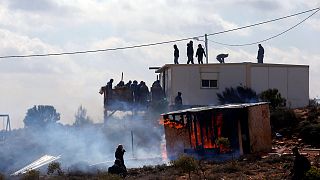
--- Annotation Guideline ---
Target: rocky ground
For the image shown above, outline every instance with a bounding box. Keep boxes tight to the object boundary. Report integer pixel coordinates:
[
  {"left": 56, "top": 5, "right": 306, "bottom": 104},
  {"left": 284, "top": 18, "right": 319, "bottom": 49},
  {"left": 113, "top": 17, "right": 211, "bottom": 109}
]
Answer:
[{"left": 124, "top": 138, "right": 319, "bottom": 180}]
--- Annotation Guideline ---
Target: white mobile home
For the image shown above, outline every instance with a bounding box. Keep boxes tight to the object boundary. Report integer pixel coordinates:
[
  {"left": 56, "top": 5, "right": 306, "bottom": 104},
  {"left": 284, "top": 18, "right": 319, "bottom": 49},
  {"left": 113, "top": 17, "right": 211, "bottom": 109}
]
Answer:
[{"left": 156, "top": 63, "right": 309, "bottom": 108}]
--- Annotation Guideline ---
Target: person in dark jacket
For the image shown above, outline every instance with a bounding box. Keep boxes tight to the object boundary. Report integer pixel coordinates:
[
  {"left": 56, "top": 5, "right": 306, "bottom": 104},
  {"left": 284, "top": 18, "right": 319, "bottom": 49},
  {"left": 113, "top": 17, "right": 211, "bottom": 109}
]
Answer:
[
  {"left": 108, "top": 159, "right": 127, "bottom": 177},
  {"left": 216, "top": 54, "right": 228, "bottom": 63},
  {"left": 187, "top": 41, "right": 194, "bottom": 64},
  {"left": 291, "top": 147, "right": 311, "bottom": 180},
  {"left": 257, "top": 44, "right": 264, "bottom": 63},
  {"left": 115, "top": 144, "right": 126, "bottom": 170},
  {"left": 173, "top": 44, "right": 179, "bottom": 64},
  {"left": 174, "top": 92, "right": 182, "bottom": 110},
  {"left": 196, "top": 44, "right": 206, "bottom": 64}
]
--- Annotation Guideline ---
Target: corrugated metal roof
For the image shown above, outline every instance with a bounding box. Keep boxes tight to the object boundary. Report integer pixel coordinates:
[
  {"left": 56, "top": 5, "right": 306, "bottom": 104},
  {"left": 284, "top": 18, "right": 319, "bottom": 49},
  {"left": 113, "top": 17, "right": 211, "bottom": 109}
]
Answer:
[{"left": 161, "top": 102, "right": 269, "bottom": 116}]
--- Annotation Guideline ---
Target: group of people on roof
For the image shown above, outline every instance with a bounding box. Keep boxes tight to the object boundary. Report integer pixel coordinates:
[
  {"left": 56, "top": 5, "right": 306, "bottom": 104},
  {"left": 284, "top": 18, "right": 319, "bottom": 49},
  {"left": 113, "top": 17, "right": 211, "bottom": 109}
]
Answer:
[{"left": 173, "top": 41, "right": 264, "bottom": 64}]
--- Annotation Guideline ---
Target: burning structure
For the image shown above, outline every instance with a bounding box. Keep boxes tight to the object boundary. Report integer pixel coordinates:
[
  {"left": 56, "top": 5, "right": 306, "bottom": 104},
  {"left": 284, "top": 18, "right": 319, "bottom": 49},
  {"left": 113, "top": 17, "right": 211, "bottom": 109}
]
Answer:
[{"left": 161, "top": 102, "right": 272, "bottom": 160}]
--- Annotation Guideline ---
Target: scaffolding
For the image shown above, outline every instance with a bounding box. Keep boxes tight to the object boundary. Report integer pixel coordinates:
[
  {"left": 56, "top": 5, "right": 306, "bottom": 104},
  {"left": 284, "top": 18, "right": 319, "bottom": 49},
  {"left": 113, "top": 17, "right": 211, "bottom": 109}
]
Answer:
[{"left": 0, "top": 114, "right": 11, "bottom": 142}]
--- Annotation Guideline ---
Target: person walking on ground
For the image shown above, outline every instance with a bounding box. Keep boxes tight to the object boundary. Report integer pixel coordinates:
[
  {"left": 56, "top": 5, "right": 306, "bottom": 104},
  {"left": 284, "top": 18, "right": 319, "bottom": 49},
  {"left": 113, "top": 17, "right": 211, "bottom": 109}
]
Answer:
[
  {"left": 291, "top": 147, "right": 311, "bottom": 180},
  {"left": 173, "top": 44, "right": 179, "bottom": 64},
  {"left": 216, "top": 54, "right": 228, "bottom": 63},
  {"left": 187, "top": 41, "right": 194, "bottom": 64},
  {"left": 257, "top": 44, "right": 264, "bottom": 63},
  {"left": 196, "top": 44, "right": 206, "bottom": 64}
]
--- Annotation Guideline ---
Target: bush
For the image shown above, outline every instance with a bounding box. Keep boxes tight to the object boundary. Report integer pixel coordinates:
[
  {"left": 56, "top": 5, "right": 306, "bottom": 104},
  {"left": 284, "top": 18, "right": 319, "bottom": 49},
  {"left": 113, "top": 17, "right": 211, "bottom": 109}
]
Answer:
[
  {"left": 47, "top": 161, "right": 63, "bottom": 176},
  {"left": 171, "top": 154, "right": 199, "bottom": 179},
  {"left": 299, "top": 123, "right": 320, "bottom": 146},
  {"left": 260, "top": 89, "right": 286, "bottom": 110},
  {"left": 23, "top": 169, "right": 40, "bottom": 180},
  {"left": 97, "top": 171, "right": 122, "bottom": 180},
  {"left": 217, "top": 86, "right": 258, "bottom": 104},
  {"left": 305, "top": 166, "right": 320, "bottom": 180},
  {"left": 270, "top": 109, "right": 297, "bottom": 132}
]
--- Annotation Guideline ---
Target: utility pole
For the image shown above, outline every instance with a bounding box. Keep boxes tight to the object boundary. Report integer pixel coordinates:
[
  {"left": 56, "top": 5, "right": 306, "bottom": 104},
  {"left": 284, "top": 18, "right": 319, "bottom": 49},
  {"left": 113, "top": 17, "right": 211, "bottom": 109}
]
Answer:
[
  {"left": 194, "top": 34, "right": 209, "bottom": 64},
  {"left": 205, "top": 34, "right": 208, "bottom": 64}
]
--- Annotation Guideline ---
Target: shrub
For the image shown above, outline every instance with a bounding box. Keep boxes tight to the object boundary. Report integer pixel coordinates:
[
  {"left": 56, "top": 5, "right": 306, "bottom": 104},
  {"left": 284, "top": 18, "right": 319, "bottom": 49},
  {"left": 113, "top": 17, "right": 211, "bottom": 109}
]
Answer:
[
  {"left": 299, "top": 123, "right": 320, "bottom": 146},
  {"left": 305, "top": 166, "right": 320, "bottom": 180},
  {"left": 155, "top": 164, "right": 167, "bottom": 171},
  {"left": 47, "top": 161, "right": 63, "bottom": 176},
  {"left": 217, "top": 86, "right": 258, "bottom": 104},
  {"left": 97, "top": 171, "right": 122, "bottom": 180},
  {"left": 270, "top": 109, "right": 297, "bottom": 132},
  {"left": 260, "top": 89, "right": 286, "bottom": 110},
  {"left": 171, "top": 154, "right": 199, "bottom": 179},
  {"left": 23, "top": 169, "right": 40, "bottom": 180}
]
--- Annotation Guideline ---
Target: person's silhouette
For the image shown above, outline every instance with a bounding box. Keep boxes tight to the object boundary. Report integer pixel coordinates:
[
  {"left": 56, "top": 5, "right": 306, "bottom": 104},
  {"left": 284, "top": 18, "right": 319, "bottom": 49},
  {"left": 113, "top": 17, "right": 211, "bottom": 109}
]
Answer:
[
  {"left": 187, "top": 41, "right": 194, "bottom": 64},
  {"left": 173, "top": 44, "right": 179, "bottom": 64},
  {"left": 196, "top": 44, "right": 206, "bottom": 64},
  {"left": 216, "top": 54, "right": 228, "bottom": 63},
  {"left": 257, "top": 44, "right": 264, "bottom": 63}
]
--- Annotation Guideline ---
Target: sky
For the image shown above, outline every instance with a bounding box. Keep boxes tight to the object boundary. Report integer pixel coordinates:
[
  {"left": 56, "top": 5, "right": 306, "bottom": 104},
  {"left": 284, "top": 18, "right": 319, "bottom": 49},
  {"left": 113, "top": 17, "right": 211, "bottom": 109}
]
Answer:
[{"left": 0, "top": 0, "right": 319, "bottom": 128}]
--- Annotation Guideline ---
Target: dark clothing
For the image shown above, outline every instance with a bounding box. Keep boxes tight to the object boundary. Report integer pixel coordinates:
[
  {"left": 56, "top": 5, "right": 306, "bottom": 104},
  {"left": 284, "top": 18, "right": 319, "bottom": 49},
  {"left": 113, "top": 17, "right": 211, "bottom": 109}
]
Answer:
[
  {"left": 138, "top": 84, "right": 149, "bottom": 105},
  {"left": 108, "top": 164, "right": 127, "bottom": 176},
  {"left": 216, "top": 54, "right": 228, "bottom": 63},
  {"left": 130, "top": 82, "right": 139, "bottom": 102},
  {"left": 107, "top": 81, "right": 113, "bottom": 90},
  {"left": 187, "top": 43, "right": 194, "bottom": 64},
  {"left": 174, "top": 95, "right": 182, "bottom": 110},
  {"left": 151, "top": 81, "right": 164, "bottom": 102},
  {"left": 174, "top": 47, "right": 179, "bottom": 64},
  {"left": 257, "top": 45, "right": 264, "bottom": 63},
  {"left": 196, "top": 47, "right": 206, "bottom": 64},
  {"left": 292, "top": 154, "right": 311, "bottom": 180},
  {"left": 115, "top": 148, "right": 126, "bottom": 169}
]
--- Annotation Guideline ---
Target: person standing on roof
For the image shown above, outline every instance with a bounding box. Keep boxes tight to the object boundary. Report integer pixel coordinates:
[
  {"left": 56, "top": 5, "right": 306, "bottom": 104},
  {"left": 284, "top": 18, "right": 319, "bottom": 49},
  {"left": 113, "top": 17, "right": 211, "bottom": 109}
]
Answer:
[
  {"left": 257, "top": 44, "right": 264, "bottom": 63},
  {"left": 187, "top": 41, "right": 194, "bottom": 64},
  {"left": 196, "top": 44, "right": 206, "bottom": 64},
  {"left": 173, "top": 44, "right": 179, "bottom": 64}
]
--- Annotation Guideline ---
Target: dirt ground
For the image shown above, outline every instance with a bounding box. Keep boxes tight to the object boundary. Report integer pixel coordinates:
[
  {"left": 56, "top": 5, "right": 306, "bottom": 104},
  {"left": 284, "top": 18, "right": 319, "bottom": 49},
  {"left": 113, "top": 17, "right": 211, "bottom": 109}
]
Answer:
[{"left": 124, "top": 138, "right": 319, "bottom": 180}]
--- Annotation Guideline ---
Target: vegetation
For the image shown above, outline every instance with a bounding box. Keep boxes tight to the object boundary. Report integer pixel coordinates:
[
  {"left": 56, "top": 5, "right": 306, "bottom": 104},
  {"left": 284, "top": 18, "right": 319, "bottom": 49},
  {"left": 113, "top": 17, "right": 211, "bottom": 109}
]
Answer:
[
  {"left": 74, "top": 105, "right": 93, "bottom": 126},
  {"left": 305, "top": 166, "right": 320, "bottom": 180},
  {"left": 23, "top": 105, "right": 60, "bottom": 128},
  {"left": 97, "top": 171, "right": 122, "bottom": 180},
  {"left": 47, "top": 161, "right": 63, "bottom": 175},
  {"left": 270, "top": 109, "right": 297, "bottom": 133},
  {"left": 260, "top": 88, "right": 286, "bottom": 110},
  {"left": 170, "top": 154, "right": 199, "bottom": 179},
  {"left": 217, "top": 86, "right": 258, "bottom": 104},
  {"left": 0, "top": 172, "right": 4, "bottom": 180},
  {"left": 22, "top": 169, "right": 40, "bottom": 180}
]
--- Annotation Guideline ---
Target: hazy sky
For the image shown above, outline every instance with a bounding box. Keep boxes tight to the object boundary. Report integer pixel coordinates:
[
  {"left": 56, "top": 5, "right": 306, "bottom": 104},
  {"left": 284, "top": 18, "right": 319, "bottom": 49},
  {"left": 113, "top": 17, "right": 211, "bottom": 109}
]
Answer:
[{"left": 0, "top": 0, "right": 319, "bottom": 128}]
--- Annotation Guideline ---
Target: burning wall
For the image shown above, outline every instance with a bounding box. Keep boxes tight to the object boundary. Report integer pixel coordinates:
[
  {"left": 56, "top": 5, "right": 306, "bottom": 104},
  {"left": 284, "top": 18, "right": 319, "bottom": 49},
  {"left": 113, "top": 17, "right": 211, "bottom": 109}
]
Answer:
[{"left": 161, "top": 103, "right": 272, "bottom": 160}]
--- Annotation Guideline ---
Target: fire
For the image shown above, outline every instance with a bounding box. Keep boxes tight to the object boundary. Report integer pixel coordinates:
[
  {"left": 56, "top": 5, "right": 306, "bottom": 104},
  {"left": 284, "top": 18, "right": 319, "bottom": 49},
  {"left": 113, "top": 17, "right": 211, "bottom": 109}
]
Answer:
[
  {"left": 189, "top": 112, "right": 223, "bottom": 149},
  {"left": 159, "top": 118, "right": 184, "bottom": 129}
]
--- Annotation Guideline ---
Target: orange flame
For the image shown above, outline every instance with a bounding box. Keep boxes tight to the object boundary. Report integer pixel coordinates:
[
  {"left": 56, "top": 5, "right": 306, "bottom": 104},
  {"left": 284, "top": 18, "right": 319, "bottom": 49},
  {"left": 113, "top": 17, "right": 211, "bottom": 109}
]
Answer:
[{"left": 159, "top": 118, "right": 184, "bottom": 129}]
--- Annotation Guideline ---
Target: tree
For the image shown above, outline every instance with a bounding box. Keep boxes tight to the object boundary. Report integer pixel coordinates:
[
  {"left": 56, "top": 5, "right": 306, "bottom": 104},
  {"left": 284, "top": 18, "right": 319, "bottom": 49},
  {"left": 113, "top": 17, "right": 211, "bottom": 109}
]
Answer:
[
  {"left": 73, "top": 105, "right": 93, "bottom": 126},
  {"left": 217, "top": 86, "right": 258, "bottom": 104},
  {"left": 259, "top": 89, "right": 286, "bottom": 110},
  {"left": 23, "top": 105, "right": 60, "bottom": 128}
]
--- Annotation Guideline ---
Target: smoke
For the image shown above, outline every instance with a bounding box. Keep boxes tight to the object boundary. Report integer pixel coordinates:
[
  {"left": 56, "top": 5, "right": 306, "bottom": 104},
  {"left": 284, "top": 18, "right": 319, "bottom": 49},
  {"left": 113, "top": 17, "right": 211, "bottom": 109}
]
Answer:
[{"left": 0, "top": 106, "right": 166, "bottom": 175}]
